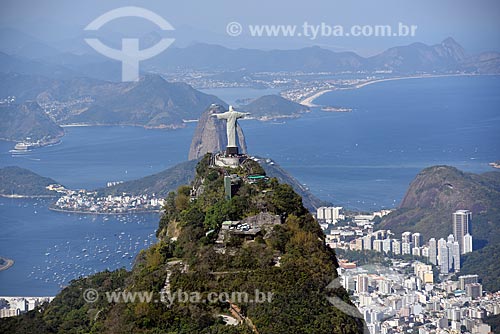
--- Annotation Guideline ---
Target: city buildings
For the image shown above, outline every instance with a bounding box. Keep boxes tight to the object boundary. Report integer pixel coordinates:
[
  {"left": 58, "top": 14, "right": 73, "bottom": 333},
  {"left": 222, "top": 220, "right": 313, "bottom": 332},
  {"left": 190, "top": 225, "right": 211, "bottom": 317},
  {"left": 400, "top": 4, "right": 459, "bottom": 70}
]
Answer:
[
  {"left": 327, "top": 212, "right": 473, "bottom": 274},
  {"left": 337, "top": 261, "right": 496, "bottom": 334},
  {"left": 460, "top": 275, "right": 479, "bottom": 290},
  {"left": 466, "top": 283, "right": 483, "bottom": 300}
]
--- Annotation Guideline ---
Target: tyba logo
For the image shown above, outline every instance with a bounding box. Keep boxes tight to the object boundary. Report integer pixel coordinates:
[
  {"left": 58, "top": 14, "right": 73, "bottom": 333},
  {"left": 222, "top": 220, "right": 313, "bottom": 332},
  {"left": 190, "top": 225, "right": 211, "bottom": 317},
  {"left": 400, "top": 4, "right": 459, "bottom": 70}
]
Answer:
[{"left": 84, "top": 6, "right": 175, "bottom": 81}]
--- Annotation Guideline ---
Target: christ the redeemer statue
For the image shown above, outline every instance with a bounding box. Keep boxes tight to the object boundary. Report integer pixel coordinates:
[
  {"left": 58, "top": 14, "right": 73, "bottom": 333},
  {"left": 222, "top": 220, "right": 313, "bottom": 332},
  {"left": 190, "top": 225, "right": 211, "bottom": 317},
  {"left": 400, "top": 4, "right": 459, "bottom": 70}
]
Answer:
[{"left": 212, "top": 105, "right": 250, "bottom": 155}]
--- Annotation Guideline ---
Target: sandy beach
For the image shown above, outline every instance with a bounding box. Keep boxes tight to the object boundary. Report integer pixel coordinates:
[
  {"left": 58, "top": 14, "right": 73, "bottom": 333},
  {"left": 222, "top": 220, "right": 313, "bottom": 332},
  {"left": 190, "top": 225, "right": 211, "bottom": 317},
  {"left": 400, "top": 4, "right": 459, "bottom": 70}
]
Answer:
[
  {"left": 300, "top": 73, "right": 480, "bottom": 107},
  {"left": 300, "top": 89, "right": 333, "bottom": 107},
  {"left": 352, "top": 73, "right": 478, "bottom": 90}
]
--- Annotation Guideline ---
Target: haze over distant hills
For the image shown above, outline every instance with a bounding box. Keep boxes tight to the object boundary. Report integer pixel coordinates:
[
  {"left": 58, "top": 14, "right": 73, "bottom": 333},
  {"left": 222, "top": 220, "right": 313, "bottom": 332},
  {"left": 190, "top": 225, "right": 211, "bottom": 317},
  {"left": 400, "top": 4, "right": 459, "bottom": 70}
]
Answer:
[
  {"left": 1, "top": 27, "right": 499, "bottom": 81},
  {"left": 1, "top": 29, "right": 499, "bottom": 144},
  {"left": 148, "top": 38, "right": 499, "bottom": 74}
]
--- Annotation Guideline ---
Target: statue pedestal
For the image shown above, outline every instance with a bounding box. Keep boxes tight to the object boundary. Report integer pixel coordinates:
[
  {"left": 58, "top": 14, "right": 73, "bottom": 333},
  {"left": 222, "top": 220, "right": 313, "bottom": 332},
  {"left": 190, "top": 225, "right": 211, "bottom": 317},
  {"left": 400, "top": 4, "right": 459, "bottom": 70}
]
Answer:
[{"left": 226, "top": 146, "right": 239, "bottom": 156}]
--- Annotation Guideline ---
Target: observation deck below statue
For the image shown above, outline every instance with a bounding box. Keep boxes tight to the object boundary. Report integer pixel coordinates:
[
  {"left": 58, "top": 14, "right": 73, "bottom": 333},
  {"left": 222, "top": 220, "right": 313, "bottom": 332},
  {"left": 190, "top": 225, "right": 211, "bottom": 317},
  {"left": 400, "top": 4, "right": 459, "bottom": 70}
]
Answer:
[{"left": 213, "top": 146, "right": 247, "bottom": 167}]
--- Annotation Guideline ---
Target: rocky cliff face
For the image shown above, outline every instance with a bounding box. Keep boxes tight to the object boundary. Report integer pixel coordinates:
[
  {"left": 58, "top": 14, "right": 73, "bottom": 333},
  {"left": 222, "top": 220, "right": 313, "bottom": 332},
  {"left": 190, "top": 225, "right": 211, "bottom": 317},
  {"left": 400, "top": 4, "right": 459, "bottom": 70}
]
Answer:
[{"left": 188, "top": 104, "right": 247, "bottom": 160}]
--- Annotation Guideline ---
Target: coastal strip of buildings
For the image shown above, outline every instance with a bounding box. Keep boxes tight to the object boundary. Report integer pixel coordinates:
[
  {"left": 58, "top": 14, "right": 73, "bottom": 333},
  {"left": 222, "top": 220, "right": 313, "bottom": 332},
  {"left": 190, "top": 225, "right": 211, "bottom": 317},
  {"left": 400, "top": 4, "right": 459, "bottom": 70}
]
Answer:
[
  {"left": 46, "top": 184, "right": 165, "bottom": 214},
  {"left": 322, "top": 209, "right": 473, "bottom": 274},
  {"left": 316, "top": 207, "right": 496, "bottom": 334}
]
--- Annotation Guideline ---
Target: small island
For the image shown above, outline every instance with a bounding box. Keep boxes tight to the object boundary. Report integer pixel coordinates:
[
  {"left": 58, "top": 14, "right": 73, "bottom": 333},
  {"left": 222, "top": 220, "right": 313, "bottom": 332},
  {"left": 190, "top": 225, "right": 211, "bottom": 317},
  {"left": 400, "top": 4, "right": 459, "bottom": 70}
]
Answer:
[{"left": 0, "top": 256, "right": 14, "bottom": 272}]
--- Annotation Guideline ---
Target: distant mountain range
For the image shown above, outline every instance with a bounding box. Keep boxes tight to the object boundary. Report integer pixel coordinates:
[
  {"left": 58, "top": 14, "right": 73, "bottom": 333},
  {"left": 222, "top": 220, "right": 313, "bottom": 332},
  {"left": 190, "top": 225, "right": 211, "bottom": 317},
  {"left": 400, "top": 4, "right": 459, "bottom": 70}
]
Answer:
[
  {"left": 1, "top": 27, "right": 499, "bottom": 81},
  {"left": 1, "top": 29, "right": 499, "bottom": 144},
  {"left": 145, "top": 38, "right": 499, "bottom": 74},
  {"left": 0, "top": 75, "right": 313, "bottom": 146}
]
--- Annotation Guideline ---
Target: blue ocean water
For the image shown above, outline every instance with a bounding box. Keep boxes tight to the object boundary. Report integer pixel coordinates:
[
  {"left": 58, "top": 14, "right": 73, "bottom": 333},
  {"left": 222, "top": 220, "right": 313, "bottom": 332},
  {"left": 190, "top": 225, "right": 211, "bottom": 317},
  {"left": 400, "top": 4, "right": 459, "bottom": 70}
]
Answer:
[
  {"left": 0, "top": 125, "right": 196, "bottom": 190},
  {"left": 0, "top": 75, "right": 499, "bottom": 295},
  {"left": 245, "top": 75, "right": 500, "bottom": 210},
  {"left": 0, "top": 197, "right": 158, "bottom": 296}
]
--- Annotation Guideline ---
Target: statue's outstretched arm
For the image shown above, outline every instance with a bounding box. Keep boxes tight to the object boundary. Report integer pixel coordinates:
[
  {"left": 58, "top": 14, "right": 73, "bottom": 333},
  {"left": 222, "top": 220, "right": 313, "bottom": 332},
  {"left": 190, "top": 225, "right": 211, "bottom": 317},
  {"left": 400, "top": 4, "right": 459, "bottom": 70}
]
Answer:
[
  {"left": 212, "top": 112, "right": 230, "bottom": 119},
  {"left": 234, "top": 112, "right": 251, "bottom": 118}
]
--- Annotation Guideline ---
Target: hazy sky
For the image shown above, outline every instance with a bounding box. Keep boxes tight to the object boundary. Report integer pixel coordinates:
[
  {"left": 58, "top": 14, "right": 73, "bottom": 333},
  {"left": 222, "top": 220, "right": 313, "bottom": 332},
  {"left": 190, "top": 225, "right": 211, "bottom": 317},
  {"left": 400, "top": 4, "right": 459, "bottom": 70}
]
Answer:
[{"left": 2, "top": 0, "right": 500, "bottom": 55}]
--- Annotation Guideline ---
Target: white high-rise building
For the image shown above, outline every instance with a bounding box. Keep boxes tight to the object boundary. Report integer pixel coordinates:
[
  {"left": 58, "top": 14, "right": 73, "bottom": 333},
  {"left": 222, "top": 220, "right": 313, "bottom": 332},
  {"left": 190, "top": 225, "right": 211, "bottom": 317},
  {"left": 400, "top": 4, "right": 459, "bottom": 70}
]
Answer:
[
  {"left": 413, "top": 233, "right": 422, "bottom": 248},
  {"left": 363, "top": 235, "right": 373, "bottom": 250},
  {"left": 402, "top": 231, "right": 412, "bottom": 243},
  {"left": 428, "top": 238, "right": 437, "bottom": 265},
  {"left": 402, "top": 241, "right": 413, "bottom": 255},
  {"left": 459, "top": 274, "right": 479, "bottom": 290},
  {"left": 421, "top": 246, "right": 429, "bottom": 258},
  {"left": 453, "top": 210, "right": 472, "bottom": 254},
  {"left": 412, "top": 247, "right": 421, "bottom": 256},
  {"left": 392, "top": 239, "right": 401, "bottom": 255},
  {"left": 357, "top": 274, "right": 369, "bottom": 293},
  {"left": 447, "top": 235, "right": 455, "bottom": 271},
  {"left": 463, "top": 233, "right": 473, "bottom": 254},
  {"left": 438, "top": 238, "right": 450, "bottom": 274},
  {"left": 451, "top": 241, "right": 461, "bottom": 272},
  {"left": 382, "top": 238, "right": 392, "bottom": 253},
  {"left": 373, "top": 240, "right": 383, "bottom": 252},
  {"left": 316, "top": 206, "right": 342, "bottom": 223}
]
